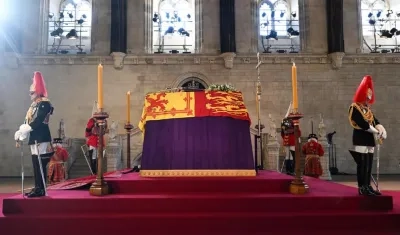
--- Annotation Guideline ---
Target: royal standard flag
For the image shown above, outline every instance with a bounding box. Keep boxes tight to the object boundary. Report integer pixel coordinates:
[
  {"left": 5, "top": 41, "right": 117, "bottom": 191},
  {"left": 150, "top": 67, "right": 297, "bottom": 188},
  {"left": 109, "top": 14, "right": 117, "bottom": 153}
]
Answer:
[{"left": 138, "top": 91, "right": 250, "bottom": 132}]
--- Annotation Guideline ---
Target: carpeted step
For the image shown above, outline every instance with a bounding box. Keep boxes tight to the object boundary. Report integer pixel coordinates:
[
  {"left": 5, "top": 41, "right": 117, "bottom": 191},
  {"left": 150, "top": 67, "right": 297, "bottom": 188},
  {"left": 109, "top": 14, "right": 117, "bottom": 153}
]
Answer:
[
  {"left": 1, "top": 211, "right": 399, "bottom": 235},
  {"left": 107, "top": 176, "right": 293, "bottom": 194},
  {"left": 2, "top": 191, "right": 393, "bottom": 216}
]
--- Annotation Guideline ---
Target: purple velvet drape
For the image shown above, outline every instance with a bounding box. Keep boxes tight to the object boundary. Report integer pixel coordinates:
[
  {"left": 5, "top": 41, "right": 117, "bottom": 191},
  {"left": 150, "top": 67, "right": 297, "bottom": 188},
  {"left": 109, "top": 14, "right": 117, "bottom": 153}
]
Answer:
[{"left": 141, "top": 117, "right": 254, "bottom": 170}]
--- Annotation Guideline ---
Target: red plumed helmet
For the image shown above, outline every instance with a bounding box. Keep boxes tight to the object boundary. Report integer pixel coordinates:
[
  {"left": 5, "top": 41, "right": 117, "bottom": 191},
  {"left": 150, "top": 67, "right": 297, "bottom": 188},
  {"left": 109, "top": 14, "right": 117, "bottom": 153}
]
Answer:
[
  {"left": 353, "top": 75, "right": 375, "bottom": 104},
  {"left": 30, "top": 71, "right": 48, "bottom": 97}
]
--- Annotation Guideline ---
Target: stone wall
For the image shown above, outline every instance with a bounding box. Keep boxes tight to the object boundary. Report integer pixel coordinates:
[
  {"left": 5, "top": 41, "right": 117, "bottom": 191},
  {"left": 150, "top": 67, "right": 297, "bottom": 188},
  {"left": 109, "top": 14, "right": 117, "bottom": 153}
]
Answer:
[{"left": 0, "top": 0, "right": 399, "bottom": 176}]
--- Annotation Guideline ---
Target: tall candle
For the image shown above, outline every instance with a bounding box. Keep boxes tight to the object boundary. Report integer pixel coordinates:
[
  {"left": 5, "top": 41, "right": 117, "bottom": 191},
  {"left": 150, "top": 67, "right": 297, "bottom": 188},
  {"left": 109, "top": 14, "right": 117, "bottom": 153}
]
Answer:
[
  {"left": 97, "top": 64, "right": 104, "bottom": 110},
  {"left": 126, "top": 91, "right": 131, "bottom": 123},
  {"left": 291, "top": 62, "right": 298, "bottom": 111}
]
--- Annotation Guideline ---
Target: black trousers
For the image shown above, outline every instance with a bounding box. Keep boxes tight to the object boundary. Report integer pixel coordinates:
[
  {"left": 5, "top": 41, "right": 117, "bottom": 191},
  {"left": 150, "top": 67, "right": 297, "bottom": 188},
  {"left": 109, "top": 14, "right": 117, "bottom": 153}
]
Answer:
[
  {"left": 31, "top": 154, "right": 51, "bottom": 190},
  {"left": 285, "top": 150, "right": 296, "bottom": 173},
  {"left": 88, "top": 149, "right": 97, "bottom": 174},
  {"left": 349, "top": 150, "right": 374, "bottom": 187}
]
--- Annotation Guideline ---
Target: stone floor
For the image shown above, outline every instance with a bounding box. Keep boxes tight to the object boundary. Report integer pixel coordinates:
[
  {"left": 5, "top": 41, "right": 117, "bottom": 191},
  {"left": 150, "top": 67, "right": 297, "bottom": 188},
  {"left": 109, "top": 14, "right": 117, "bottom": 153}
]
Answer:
[{"left": 0, "top": 174, "right": 399, "bottom": 193}]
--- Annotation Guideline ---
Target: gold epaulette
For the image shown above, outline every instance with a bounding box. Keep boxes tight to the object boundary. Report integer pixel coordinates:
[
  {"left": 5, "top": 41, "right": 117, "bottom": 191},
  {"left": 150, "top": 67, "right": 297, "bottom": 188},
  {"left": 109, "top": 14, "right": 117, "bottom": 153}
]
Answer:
[
  {"left": 39, "top": 97, "right": 50, "bottom": 102},
  {"left": 348, "top": 102, "right": 375, "bottom": 130}
]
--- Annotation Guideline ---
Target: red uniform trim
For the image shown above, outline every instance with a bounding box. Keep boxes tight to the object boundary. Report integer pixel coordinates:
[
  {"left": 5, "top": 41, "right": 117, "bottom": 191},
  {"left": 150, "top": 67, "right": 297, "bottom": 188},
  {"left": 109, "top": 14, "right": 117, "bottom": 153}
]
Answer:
[
  {"left": 302, "top": 140, "right": 324, "bottom": 156},
  {"left": 281, "top": 129, "right": 301, "bottom": 146},
  {"left": 85, "top": 118, "right": 105, "bottom": 148}
]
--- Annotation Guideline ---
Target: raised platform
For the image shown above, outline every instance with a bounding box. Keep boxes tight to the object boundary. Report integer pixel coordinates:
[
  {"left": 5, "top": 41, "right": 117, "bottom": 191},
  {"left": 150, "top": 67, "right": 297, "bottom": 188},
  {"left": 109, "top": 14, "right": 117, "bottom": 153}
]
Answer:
[{"left": 1, "top": 171, "right": 399, "bottom": 235}]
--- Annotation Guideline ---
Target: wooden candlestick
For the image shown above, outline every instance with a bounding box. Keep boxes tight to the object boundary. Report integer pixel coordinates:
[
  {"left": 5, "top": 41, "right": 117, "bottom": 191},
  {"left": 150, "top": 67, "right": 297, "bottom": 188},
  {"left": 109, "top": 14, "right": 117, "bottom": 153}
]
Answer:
[
  {"left": 124, "top": 123, "right": 133, "bottom": 168},
  {"left": 89, "top": 110, "right": 110, "bottom": 196},
  {"left": 287, "top": 112, "right": 309, "bottom": 195}
]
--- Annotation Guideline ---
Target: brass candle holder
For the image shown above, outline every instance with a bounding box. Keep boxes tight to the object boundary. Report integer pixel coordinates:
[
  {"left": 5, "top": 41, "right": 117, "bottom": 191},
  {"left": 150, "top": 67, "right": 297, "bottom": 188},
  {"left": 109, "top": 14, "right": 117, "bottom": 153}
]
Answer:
[
  {"left": 287, "top": 110, "right": 309, "bottom": 195},
  {"left": 89, "top": 110, "right": 110, "bottom": 196},
  {"left": 124, "top": 122, "right": 133, "bottom": 168}
]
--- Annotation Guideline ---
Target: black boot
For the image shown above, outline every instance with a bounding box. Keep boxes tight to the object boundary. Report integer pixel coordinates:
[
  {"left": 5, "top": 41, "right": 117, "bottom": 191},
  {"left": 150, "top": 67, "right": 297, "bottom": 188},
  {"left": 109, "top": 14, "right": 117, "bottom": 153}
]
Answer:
[
  {"left": 349, "top": 150, "right": 363, "bottom": 192},
  {"left": 367, "top": 153, "right": 381, "bottom": 196},
  {"left": 91, "top": 159, "right": 98, "bottom": 175},
  {"left": 285, "top": 160, "right": 292, "bottom": 175},
  {"left": 359, "top": 154, "right": 375, "bottom": 196},
  {"left": 25, "top": 155, "right": 40, "bottom": 197},
  {"left": 133, "top": 166, "right": 140, "bottom": 172},
  {"left": 88, "top": 150, "right": 97, "bottom": 175},
  {"left": 28, "top": 154, "right": 50, "bottom": 198},
  {"left": 290, "top": 151, "right": 296, "bottom": 175}
]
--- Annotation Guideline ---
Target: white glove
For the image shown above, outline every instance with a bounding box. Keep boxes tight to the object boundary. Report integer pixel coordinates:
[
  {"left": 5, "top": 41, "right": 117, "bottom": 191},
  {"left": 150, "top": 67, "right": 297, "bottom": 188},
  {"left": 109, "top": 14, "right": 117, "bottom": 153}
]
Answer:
[
  {"left": 14, "top": 124, "right": 32, "bottom": 141},
  {"left": 19, "top": 124, "right": 32, "bottom": 134},
  {"left": 367, "top": 125, "right": 379, "bottom": 134},
  {"left": 376, "top": 124, "right": 387, "bottom": 139},
  {"left": 14, "top": 130, "right": 22, "bottom": 141}
]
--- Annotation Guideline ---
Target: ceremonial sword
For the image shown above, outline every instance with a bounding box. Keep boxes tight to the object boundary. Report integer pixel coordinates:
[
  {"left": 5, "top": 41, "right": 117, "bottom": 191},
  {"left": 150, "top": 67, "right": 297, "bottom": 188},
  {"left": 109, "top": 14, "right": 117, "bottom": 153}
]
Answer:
[
  {"left": 371, "top": 135, "right": 382, "bottom": 192},
  {"left": 35, "top": 141, "right": 48, "bottom": 196}
]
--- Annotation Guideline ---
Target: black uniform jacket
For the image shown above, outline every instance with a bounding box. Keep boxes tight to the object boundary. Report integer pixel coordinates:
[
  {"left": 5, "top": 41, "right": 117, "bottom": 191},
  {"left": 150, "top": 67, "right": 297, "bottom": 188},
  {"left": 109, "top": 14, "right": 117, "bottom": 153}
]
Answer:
[
  {"left": 27, "top": 100, "right": 53, "bottom": 145},
  {"left": 349, "top": 103, "right": 380, "bottom": 147}
]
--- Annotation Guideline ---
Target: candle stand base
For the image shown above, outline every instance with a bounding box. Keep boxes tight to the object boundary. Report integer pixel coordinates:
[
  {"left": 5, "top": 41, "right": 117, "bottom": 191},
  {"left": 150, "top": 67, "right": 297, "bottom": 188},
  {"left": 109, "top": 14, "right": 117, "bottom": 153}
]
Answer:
[
  {"left": 89, "top": 180, "right": 110, "bottom": 196},
  {"left": 290, "top": 178, "right": 309, "bottom": 195}
]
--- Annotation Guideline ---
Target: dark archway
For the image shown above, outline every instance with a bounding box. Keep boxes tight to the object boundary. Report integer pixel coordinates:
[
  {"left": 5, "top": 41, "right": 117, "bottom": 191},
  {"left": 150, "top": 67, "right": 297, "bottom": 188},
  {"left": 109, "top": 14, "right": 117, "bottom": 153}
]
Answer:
[{"left": 180, "top": 77, "right": 207, "bottom": 91}]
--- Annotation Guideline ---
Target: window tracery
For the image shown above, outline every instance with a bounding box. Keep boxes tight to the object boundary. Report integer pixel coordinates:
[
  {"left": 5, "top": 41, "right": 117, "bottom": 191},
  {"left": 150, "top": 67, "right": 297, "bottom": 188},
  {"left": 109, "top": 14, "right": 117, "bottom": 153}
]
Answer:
[
  {"left": 360, "top": 0, "right": 400, "bottom": 53},
  {"left": 257, "top": 0, "right": 300, "bottom": 53},
  {"left": 152, "top": 0, "right": 195, "bottom": 54},
  {"left": 47, "top": 0, "right": 92, "bottom": 54}
]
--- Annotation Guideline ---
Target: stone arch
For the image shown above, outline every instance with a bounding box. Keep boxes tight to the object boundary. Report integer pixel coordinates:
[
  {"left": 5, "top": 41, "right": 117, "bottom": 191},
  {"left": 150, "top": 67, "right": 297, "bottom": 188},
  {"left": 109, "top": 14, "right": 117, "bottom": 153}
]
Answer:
[{"left": 170, "top": 72, "right": 211, "bottom": 89}]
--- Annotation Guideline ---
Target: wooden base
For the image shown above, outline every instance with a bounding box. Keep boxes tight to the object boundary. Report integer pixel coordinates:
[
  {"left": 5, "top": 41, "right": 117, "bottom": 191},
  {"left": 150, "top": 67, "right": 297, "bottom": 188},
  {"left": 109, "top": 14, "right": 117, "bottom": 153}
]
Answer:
[
  {"left": 89, "top": 180, "right": 110, "bottom": 196},
  {"left": 289, "top": 178, "right": 309, "bottom": 195}
]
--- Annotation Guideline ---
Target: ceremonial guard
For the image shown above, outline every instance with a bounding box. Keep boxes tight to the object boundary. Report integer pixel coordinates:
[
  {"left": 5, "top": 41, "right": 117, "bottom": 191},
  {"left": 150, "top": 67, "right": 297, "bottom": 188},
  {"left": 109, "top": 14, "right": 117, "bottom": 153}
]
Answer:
[
  {"left": 48, "top": 138, "right": 68, "bottom": 184},
  {"left": 348, "top": 75, "right": 387, "bottom": 196},
  {"left": 302, "top": 133, "right": 324, "bottom": 178},
  {"left": 14, "top": 72, "right": 54, "bottom": 198},
  {"left": 281, "top": 102, "right": 301, "bottom": 175},
  {"left": 85, "top": 109, "right": 107, "bottom": 174}
]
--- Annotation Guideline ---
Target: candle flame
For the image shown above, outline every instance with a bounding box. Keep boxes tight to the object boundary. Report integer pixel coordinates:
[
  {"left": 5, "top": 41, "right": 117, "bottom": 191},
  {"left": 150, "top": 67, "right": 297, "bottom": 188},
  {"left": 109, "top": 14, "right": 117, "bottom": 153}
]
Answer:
[
  {"left": 127, "top": 91, "right": 131, "bottom": 95},
  {"left": 292, "top": 62, "right": 296, "bottom": 66}
]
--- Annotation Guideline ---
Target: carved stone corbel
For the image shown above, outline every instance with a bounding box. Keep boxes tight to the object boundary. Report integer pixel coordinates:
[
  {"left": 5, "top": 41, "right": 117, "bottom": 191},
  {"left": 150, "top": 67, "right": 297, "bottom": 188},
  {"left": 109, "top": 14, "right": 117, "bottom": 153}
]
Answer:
[
  {"left": 220, "top": 52, "right": 236, "bottom": 69},
  {"left": 328, "top": 52, "right": 345, "bottom": 70},
  {"left": 110, "top": 52, "right": 127, "bottom": 70}
]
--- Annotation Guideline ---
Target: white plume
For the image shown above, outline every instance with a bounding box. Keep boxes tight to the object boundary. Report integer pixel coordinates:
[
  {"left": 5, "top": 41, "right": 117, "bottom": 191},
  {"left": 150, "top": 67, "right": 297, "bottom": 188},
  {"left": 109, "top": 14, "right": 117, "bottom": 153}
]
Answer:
[{"left": 284, "top": 101, "right": 292, "bottom": 118}]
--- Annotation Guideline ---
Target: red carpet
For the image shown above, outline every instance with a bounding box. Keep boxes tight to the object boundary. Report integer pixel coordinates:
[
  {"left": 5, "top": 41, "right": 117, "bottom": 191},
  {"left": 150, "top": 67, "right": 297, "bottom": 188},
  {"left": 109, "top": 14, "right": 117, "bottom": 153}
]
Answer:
[
  {"left": 46, "top": 168, "right": 134, "bottom": 190},
  {"left": 1, "top": 171, "right": 400, "bottom": 235}
]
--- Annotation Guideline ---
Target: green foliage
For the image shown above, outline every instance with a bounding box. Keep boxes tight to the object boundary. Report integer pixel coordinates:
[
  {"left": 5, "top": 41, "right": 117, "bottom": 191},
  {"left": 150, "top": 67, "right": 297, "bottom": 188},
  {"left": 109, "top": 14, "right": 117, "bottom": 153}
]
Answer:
[{"left": 207, "top": 84, "right": 237, "bottom": 92}]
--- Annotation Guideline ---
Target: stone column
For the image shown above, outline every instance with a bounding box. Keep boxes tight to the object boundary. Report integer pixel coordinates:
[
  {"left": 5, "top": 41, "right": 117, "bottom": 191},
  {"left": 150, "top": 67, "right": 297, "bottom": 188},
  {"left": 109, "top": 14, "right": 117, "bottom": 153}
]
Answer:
[
  {"left": 266, "top": 132, "right": 280, "bottom": 171},
  {"left": 126, "top": 0, "right": 145, "bottom": 54},
  {"left": 301, "top": 0, "right": 328, "bottom": 53},
  {"left": 261, "top": 133, "right": 268, "bottom": 170},
  {"left": 318, "top": 116, "right": 332, "bottom": 180},
  {"left": 21, "top": 0, "right": 42, "bottom": 54},
  {"left": 106, "top": 135, "right": 122, "bottom": 172},
  {"left": 91, "top": 0, "right": 111, "bottom": 55},
  {"left": 265, "top": 115, "right": 279, "bottom": 171},
  {"left": 235, "top": 0, "right": 252, "bottom": 53},
  {"left": 201, "top": 0, "right": 220, "bottom": 54},
  {"left": 106, "top": 121, "right": 122, "bottom": 171},
  {"left": 343, "top": 0, "right": 362, "bottom": 53}
]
